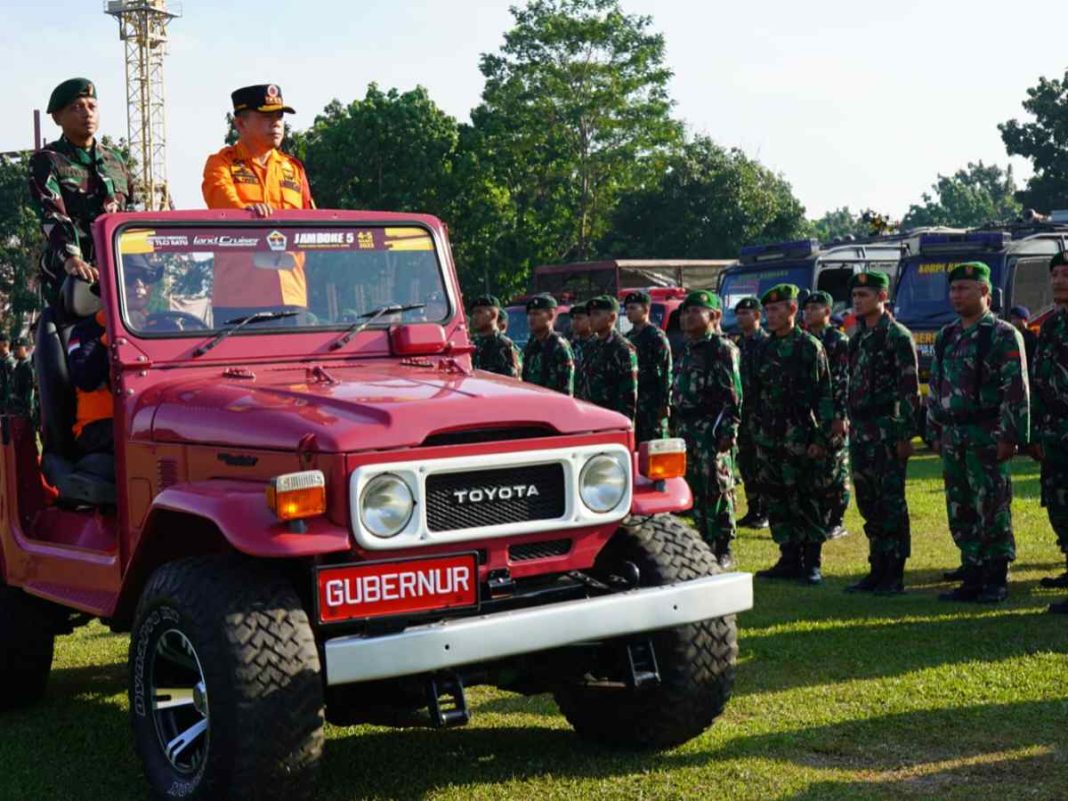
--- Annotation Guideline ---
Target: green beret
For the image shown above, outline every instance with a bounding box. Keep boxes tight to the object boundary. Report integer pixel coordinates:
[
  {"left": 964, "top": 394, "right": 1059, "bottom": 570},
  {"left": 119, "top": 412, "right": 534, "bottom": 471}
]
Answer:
[
  {"left": 1051, "top": 251, "right": 1068, "bottom": 272},
  {"left": 525, "top": 294, "right": 557, "bottom": 312},
  {"left": 569, "top": 304, "right": 589, "bottom": 316},
  {"left": 849, "top": 271, "right": 890, "bottom": 292},
  {"left": 12, "top": 337, "right": 27, "bottom": 348},
  {"left": 948, "top": 261, "right": 991, "bottom": 286},
  {"left": 470, "top": 294, "right": 502, "bottom": 310},
  {"left": 47, "top": 78, "right": 96, "bottom": 114},
  {"left": 0, "top": 334, "right": 8, "bottom": 343},
  {"left": 804, "top": 290, "right": 834, "bottom": 307},
  {"left": 586, "top": 295, "right": 620, "bottom": 313},
  {"left": 681, "top": 290, "right": 721, "bottom": 311},
  {"left": 623, "top": 290, "right": 651, "bottom": 307},
  {"left": 761, "top": 284, "right": 800, "bottom": 305},
  {"left": 734, "top": 297, "right": 761, "bottom": 312}
]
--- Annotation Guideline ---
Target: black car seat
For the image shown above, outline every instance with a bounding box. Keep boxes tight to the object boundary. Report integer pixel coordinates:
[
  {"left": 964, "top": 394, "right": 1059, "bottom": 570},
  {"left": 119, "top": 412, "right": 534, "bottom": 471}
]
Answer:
[{"left": 35, "top": 277, "right": 116, "bottom": 506}]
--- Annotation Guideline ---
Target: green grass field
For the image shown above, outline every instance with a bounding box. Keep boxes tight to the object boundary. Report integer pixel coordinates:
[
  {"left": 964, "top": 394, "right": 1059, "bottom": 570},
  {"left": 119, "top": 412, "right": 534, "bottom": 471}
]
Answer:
[{"left": 1, "top": 452, "right": 1066, "bottom": 800}]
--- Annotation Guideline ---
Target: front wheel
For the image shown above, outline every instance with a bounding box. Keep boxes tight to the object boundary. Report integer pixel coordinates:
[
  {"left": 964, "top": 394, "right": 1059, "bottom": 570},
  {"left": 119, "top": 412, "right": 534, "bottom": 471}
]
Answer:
[
  {"left": 0, "top": 585, "right": 56, "bottom": 711},
  {"left": 129, "top": 556, "right": 324, "bottom": 801},
  {"left": 553, "top": 515, "right": 738, "bottom": 749}
]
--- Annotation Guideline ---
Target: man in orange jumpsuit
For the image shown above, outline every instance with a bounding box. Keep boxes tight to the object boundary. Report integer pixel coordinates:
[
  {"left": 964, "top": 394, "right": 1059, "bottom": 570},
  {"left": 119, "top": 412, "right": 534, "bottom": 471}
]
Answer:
[{"left": 202, "top": 84, "right": 315, "bottom": 323}]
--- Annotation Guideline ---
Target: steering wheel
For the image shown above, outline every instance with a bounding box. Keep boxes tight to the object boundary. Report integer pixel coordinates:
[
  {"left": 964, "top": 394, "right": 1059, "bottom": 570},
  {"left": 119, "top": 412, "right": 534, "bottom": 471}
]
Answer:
[{"left": 144, "top": 311, "right": 208, "bottom": 332}]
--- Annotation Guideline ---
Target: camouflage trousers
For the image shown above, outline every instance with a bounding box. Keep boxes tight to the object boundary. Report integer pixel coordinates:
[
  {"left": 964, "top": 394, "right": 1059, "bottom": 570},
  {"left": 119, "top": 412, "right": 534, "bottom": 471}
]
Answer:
[
  {"left": 1040, "top": 451, "right": 1068, "bottom": 554},
  {"left": 850, "top": 435, "right": 910, "bottom": 558},
  {"left": 678, "top": 420, "right": 735, "bottom": 546},
  {"left": 812, "top": 441, "right": 851, "bottom": 529},
  {"left": 941, "top": 439, "right": 1015, "bottom": 565},
  {"left": 737, "top": 422, "right": 765, "bottom": 516},
  {"left": 755, "top": 440, "right": 825, "bottom": 545},
  {"left": 635, "top": 405, "right": 669, "bottom": 446}
]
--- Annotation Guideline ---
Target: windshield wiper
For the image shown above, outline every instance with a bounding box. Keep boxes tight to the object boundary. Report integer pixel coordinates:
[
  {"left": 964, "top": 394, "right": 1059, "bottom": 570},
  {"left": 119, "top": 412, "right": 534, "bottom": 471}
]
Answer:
[
  {"left": 329, "top": 303, "right": 426, "bottom": 351},
  {"left": 193, "top": 310, "right": 300, "bottom": 357}
]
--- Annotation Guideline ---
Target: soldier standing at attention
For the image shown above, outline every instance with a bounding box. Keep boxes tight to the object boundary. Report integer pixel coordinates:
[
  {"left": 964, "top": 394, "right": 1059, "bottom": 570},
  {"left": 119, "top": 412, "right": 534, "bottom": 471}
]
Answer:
[
  {"left": 9, "top": 339, "right": 35, "bottom": 417},
  {"left": 470, "top": 295, "right": 522, "bottom": 378},
  {"left": 569, "top": 305, "right": 594, "bottom": 398},
  {"left": 928, "top": 262, "right": 1029, "bottom": 603},
  {"left": 522, "top": 295, "right": 575, "bottom": 395},
  {"left": 751, "top": 284, "right": 835, "bottom": 585},
  {"left": 803, "top": 291, "right": 852, "bottom": 539},
  {"left": 0, "top": 336, "right": 14, "bottom": 412},
  {"left": 624, "top": 290, "right": 672, "bottom": 444},
  {"left": 734, "top": 297, "right": 769, "bottom": 528},
  {"left": 1030, "top": 252, "right": 1068, "bottom": 614},
  {"left": 671, "top": 291, "right": 742, "bottom": 568},
  {"left": 580, "top": 296, "right": 638, "bottom": 422},
  {"left": 843, "top": 271, "right": 919, "bottom": 594},
  {"left": 28, "top": 78, "right": 136, "bottom": 306}
]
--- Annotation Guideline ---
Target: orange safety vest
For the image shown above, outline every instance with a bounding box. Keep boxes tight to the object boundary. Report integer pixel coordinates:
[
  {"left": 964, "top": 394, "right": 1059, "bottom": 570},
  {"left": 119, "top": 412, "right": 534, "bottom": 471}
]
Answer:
[
  {"left": 70, "top": 311, "right": 114, "bottom": 438},
  {"left": 201, "top": 142, "right": 315, "bottom": 309}
]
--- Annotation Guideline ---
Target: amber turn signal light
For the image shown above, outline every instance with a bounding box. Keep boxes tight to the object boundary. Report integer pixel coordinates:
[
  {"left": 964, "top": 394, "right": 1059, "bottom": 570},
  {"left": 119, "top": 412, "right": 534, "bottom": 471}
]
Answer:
[
  {"left": 638, "top": 438, "right": 687, "bottom": 480},
  {"left": 266, "top": 470, "right": 327, "bottom": 521}
]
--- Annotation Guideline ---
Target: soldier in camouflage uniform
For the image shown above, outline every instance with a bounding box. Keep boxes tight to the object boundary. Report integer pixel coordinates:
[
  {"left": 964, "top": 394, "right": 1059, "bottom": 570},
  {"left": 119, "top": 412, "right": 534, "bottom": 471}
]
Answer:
[
  {"left": 569, "top": 305, "right": 594, "bottom": 399},
  {"left": 1031, "top": 252, "right": 1068, "bottom": 614},
  {"left": 671, "top": 290, "right": 742, "bottom": 568},
  {"left": 624, "top": 290, "right": 672, "bottom": 443},
  {"left": 522, "top": 295, "right": 575, "bottom": 395},
  {"left": 579, "top": 296, "right": 638, "bottom": 422},
  {"left": 843, "top": 271, "right": 919, "bottom": 594},
  {"left": 9, "top": 339, "right": 35, "bottom": 418},
  {"left": 803, "top": 291, "right": 852, "bottom": 539},
  {"left": 751, "top": 284, "right": 835, "bottom": 585},
  {"left": 28, "top": 79, "right": 136, "bottom": 306},
  {"left": 470, "top": 295, "right": 522, "bottom": 378},
  {"left": 0, "top": 336, "right": 14, "bottom": 412},
  {"left": 928, "top": 262, "right": 1029, "bottom": 603},
  {"left": 734, "top": 297, "right": 770, "bottom": 528}
]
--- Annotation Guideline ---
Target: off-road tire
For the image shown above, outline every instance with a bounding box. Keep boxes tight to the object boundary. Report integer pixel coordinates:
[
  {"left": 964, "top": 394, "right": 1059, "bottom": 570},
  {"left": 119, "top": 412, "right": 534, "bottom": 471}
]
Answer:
[
  {"left": 0, "top": 585, "right": 56, "bottom": 711},
  {"left": 129, "top": 556, "right": 324, "bottom": 801},
  {"left": 553, "top": 514, "right": 738, "bottom": 749}
]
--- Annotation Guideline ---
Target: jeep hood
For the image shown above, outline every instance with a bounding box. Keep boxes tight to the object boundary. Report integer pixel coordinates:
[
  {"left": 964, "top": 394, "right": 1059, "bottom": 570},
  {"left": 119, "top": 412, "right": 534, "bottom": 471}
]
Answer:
[{"left": 144, "top": 362, "right": 629, "bottom": 451}]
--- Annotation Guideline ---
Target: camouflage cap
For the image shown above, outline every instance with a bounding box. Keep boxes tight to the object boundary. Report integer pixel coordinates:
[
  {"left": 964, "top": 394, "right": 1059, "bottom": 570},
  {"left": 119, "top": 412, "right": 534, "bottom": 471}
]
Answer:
[
  {"left": 849, "top": 270, "right": 890, "bottom": 291},
  {"left": 680, "top": 290, "right": 721, "bottom": 311},
  {"left": 804, "top": 290, "right": 834, "bottom": 307},
  {"left": 1050, "top": 251, "right": 1068, "bottom": 271},
  {"left": 525, "top": 294, "right": 558, "bottom": 312},
  {"left": 623, "top": 290, "right": 652, "bottom": 307},
  {"left": 47, "top": 78, "right": 96, "bottom": 114},
  {"left": 586, "top": 295, "right": 620, "bottom": 313},
  {"left": 470, "top": 294, "right": 503, "bottom": 310},
  {"left": 948, "top": 261, "right": 992, "bottom": 287},
  {"left": 761, "top": 283, "right": 800, "bottom": 306},
  {"left": 231, "top": 84, "right": 295, "bottom": 114},
  {"left": 734, "top": 297, "right": 761, "bottom": 312}
]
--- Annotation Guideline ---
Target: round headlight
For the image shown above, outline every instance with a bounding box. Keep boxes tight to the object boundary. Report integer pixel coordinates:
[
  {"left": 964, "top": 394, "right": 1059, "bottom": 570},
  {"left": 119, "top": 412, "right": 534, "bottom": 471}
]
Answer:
[
  {"left": 360, "top": 474, "right": 415, "bottom": 538},
  {"left": 579, "top": 454, "right": 627, "bottom": 513}
]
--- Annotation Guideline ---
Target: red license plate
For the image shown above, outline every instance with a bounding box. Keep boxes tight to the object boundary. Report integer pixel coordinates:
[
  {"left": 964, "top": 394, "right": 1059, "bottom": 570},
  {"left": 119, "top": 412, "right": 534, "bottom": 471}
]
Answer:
[{"left": 317, "top": 553, "right": 478, "bottom": 623}]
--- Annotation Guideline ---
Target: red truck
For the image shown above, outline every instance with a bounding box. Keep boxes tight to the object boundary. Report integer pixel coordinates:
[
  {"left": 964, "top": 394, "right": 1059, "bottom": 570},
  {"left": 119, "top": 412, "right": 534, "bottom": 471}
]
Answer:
[{"left": 0, "top": 210, "right": 751, "bottom": 801}]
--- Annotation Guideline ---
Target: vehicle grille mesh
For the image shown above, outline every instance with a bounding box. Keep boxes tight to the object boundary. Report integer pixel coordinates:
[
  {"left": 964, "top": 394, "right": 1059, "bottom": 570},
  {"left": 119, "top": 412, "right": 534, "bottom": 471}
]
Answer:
[
  {"left": 508, "top": 538, "right": 572, "bottom": 561},
  {"left": 425, "top": 463, "right": 565, "bottom": 533}
]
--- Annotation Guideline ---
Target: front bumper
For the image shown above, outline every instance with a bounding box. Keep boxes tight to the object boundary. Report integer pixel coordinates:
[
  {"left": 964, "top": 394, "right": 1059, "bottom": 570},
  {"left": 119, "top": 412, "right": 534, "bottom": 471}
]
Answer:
[{"left": 323, "top": 571, "right": 753, "bottom": 685}]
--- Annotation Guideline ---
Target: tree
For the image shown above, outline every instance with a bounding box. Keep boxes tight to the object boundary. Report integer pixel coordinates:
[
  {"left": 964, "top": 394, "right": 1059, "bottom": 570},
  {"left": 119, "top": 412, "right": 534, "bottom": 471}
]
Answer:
[
  {"left": 469, "top": 0, "right": 682, "bottom": 277},
  {"left": 601, "top": 136, "right": 808, "bottom": 258},
  {"left": 999, "top": 70, "right": 1068, "bottom": 212},
  {"left": 808, "top": 207, "right": 871, "bottom": 243},
  {"left": 0, "top": 155, "right": 42, "bottom": 339},
  {"left": 900, "top": 161, "right": 1021, "bottom": 229}
]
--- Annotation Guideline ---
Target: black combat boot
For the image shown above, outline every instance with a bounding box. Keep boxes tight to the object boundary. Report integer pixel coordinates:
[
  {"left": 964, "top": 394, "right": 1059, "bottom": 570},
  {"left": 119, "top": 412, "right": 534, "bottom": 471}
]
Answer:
[
  {"left": 714, "top": 538, "right": 735, "bottom": 571},
  {"left": 826, "top": 524, "right": 850, "bottom": 540},
  {"left": 755, "top": 543, "right": 801, "bottom": 579},
  {"left": 977, "top": 558, "right": 1009, "bottom": 603},
  {"left": 1049, "top": 599, "right": 1068, "bottom": 614},
  {"left": 845, "top": 553, "right": 884, "bottom": 593},
  {"left": 738, "top": 504, "right": 769, "bottom": 529},
  {"left": 943, "top": 564, "right": 966, "bottom": 581},
  {"left": 801, "top": 542, "right": 823, "bottom": 585},
  {"left": 873, "top": 556, "right": 906, "bottom": 595},
  {"left": 1039, "top": 553, "right": 1068, "bottom": 589},
  {"left": 938, "top": 563, "right": 983, "bottom": 602}
]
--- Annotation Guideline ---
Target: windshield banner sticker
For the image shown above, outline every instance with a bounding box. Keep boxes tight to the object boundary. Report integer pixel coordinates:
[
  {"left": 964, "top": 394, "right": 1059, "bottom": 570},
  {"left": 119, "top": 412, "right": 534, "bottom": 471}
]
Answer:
[{"left": 118, "top": 226, "right": 432, "bottom": 255}]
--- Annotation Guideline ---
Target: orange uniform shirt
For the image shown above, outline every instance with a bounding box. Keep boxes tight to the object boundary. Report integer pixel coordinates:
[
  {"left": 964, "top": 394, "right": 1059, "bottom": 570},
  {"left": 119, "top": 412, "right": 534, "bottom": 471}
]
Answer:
[{"left": 201, "top": 142, "right": 315, "bottom": 309}]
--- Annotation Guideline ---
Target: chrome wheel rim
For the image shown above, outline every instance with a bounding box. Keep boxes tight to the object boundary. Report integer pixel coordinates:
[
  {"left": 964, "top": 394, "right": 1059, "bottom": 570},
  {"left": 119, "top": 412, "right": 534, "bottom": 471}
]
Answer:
[{"left": 149, "top": 629, "right": 210, "bottom": 774}]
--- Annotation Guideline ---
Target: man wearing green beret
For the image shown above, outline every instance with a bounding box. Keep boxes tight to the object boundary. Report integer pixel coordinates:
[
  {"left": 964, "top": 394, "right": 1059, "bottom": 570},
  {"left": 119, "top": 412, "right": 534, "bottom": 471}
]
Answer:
[
  {"left": 624, "top": 290, "right": 672, "bottom": 444},
  {"left": 569, "top": 305, "right": 594, "bottom": 399},
  {"left": 671, "top": 291, "right": 743, "bottom": 568},
  {"left": 733, "top": 297, "right": 770, "bottom": 528},
  {"left": 844, "top": 270, "right": 920, "bottom": 594},
  {"left": 1029, "top": 252, "right": 1068, "bottom": 613},
  {"left": 751, "top": 284, "right": 835, "bottom": 584},
  {"left": 522, "top": 295, "right": 575, "bottom": 395},
  {"left": 9, "top": 338, "right": 35, "bottom": 418},
  {"left": 28, "top": 78, "right": 136, "bottom": 306},
  {"left": 803, "top": 290, "right": 852, "bottom": 540},
  {"left": 578, "top": 295, "right": 638, "bottom": 422},
  {"left": 470, "top": 295, "right": 522, "bottom": 378},
  {"left": 928, "top": 261, "right": 1029, "bottom": 603},
  {"left": 0, "top": 335, "right": 14, "bottom": 413}
]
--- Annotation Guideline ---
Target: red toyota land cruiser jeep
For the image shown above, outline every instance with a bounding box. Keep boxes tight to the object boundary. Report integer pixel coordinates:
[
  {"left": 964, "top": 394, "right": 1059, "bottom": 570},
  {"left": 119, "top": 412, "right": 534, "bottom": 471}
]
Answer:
[{"left": 0, "top": 210, "right": 752, "bottom": 801}]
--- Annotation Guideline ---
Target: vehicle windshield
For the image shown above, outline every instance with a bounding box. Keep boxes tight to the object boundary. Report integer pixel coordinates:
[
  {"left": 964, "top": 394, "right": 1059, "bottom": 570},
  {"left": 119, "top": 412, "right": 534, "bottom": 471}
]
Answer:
[
  {"left": 894, "top": 254, "right": 1005, "bottom": 329},
  {"left": 114, "top": 223, "right": 451, "bottom": 336},
  {"left": 719, "top": 263, "right": 813, "bottom": 330}
]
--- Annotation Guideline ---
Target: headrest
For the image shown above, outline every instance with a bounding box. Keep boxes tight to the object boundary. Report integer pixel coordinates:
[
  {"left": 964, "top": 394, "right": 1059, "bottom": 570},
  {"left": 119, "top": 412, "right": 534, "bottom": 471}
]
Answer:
[{"left": 62, "top": 276, "right": 103, "bottom": 320}]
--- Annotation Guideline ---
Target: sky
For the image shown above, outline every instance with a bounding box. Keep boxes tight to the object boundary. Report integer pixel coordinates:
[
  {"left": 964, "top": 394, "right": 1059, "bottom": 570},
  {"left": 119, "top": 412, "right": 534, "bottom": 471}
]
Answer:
[{"left": 2, "top": 0, "right": 1066, "bottom": 221}]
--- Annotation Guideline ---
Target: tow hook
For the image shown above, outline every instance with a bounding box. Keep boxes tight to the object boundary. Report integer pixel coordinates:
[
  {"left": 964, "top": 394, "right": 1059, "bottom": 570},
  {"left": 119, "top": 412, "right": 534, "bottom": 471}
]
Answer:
[
  {"left": 625, "top": 639, "right": 661, "bottom": 689},
  {"left": 426, "top": 672, "right": 470, "bottom": 728}
]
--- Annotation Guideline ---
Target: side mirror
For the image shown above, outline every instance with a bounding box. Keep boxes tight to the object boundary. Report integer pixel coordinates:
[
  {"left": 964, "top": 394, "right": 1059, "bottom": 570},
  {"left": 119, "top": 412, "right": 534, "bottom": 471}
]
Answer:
[
  {"left": 990, "top": 287, "right": 1004, "bottom": 312},
  {"left": 252, "top": 252, "right": 298, "bottom": 271},
  {"left": 390, "top": 323, "right": 447, "bottom": 356}
]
